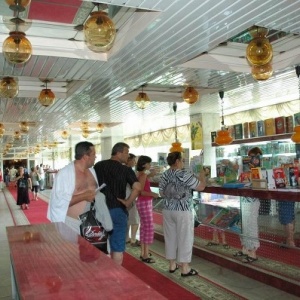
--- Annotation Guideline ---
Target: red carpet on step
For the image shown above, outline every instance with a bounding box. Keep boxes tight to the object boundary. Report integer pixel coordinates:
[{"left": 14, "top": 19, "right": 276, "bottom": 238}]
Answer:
[
  {"left": 123, "top": 252, "right": 200, "bottom": 300},
  {"left": 8, "top": 186, "right": 50, "bottom": 224}
]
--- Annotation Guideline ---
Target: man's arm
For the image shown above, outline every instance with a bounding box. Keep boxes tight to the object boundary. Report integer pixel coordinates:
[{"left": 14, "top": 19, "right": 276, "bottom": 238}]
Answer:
[
  {"left": 69, "top": 189, "right": 96, "bottom": 207},
  {"left": 118, "top": 181, "right": 141, "bottom": 208}
]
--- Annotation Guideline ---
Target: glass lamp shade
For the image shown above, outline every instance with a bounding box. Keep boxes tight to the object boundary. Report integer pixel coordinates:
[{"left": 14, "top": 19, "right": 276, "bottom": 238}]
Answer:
[
  {"left": 246, "top": 37, "right": 273, "bottom": 66},
  {"left": 182, "top": 86, "right": 199, "bottom": 104},
  {"left": 84, "top": 11, "right": 116, "bottom": 52},
  {"left": 169, "top": 141, "right": 184, "bottom": 153},
  {"left": 215, "top": 129, "right": 233, "bottom": 146},
  {"left": 291, "top": 125, "right": 300, "bottom": 143},
  {"left": 61, "top": 130, "right": 69, "bottom": 139},
  {"left": 96, "top": 123, "right": 104, "bottom": 133},
  {"left": 3, "top": 31, "right": 32, "bottom": 64},
  {"left": 82, "top": 130, "right": 89, "bottom": 138},
  {"left": 14, "top": 131, "right": 21, "bottom": 140},
  {"left": 0, "top": 77, "right": 18, "bottom": 98},
  {"left": 38, "top": 89, "right": 56, "bottom": 107},
  {"left": 80, "top": 122, "right": 89, "bottom": 131},
  {"left": 135, "top": 92, "right": 150, "bottom": 109},
  {"left": 5, "top": 0, "right": 31, "bottom": 11},
  {"left": 19, "top": 121, "right": 29, "bottom": 133},
  {"left": 251, "top": 63, "right": 273, "bottom": 81},
  {"left": 0, "top": 128, "right": 5, "bottom": 135}
]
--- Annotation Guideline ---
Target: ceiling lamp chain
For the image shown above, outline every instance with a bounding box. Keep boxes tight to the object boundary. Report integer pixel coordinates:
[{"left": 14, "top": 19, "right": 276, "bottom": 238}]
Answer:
[
  {"left": 135, "top": 85, "right": 150, "bottom": 109},
  {"left": 38, "top": 80, "right": 56, "bottom": 107},
  {"left": 83, "top": 2, "right": 116, "bottom": 52},
  {"left": 170, "top": 102, "right": 184, "bottom": 153},
  {"left": 0, "top": 77, "right": 19, "bottom": 98},
  {"left": 246, "top": 26, "right": 273, "bottom": 81},
  {"left": 182, "top": 86, "right": 199, "bottom": 104},
  {"left": 214, "top": 91, "right": 233, "bottom": 146},
  {"left": 291, "top": 66, "right": 300, "bottom": 143}
]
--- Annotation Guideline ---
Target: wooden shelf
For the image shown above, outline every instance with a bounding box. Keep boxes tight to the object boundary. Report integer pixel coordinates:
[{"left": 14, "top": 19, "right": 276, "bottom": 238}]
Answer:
[{"left": 212, "top": 133, "right": 293, "bottom": 147}]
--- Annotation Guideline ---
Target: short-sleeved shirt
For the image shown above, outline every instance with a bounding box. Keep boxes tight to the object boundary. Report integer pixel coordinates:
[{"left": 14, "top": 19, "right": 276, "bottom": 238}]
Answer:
[
  {"left": 159, "top": 168, "right": 199, "bottom": 211},
  {"left": 94, "top": 159, "right": 139, "bottom": 211}
]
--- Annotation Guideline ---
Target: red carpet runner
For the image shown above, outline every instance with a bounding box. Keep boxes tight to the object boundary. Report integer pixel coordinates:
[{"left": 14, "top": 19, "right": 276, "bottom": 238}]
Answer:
[
  {"left": 8, "top": 186, "right": 50, "bottom": 224},
  {"left": 7, "top": 186, "right": 200, "bottom": 299}
]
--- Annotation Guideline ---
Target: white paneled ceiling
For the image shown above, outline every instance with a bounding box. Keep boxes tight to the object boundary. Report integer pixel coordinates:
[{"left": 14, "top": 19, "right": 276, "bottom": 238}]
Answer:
[{"left": 0, "top": 0, "right": 300, "bottom": 158}]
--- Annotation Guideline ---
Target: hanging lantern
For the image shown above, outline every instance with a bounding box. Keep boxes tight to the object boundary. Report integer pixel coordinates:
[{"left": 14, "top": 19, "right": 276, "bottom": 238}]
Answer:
[
  {"left": 38, "top": 80, "right": 56, "bottom": 107},
  {"left": 135, "top": 92, "right": 150, "bottom": 109},
  {"left": 61, "top": 130, "right": 69, "bottom": 139},
  {"left": 246, "top": 36, "right": 273, "bottom": 66},
  {"left": 84, "top": 10, "right": 116, "bottom": 52},
  {"left": 0, "top": 77, "right": 19, "bottom": 98},
  {"left": 82, "top": 130, "right": 89, "bottom": 138},
  {"left": 96, "top": 123, "right": 104, "bottom": 133},
  {"left": 0, "top": 123, "right": 5, "bottom": 135},
  {"left": 169, "top": 103, "right": 184, "bottom": 153},
  {"left": 3, "top": 31, "right": 32, "bottom": 64},
  {"left": 19, "top": 121, "right": 29, "bottom": 133},
  {"left": 14, "top": 131, "right": 21, "bottom": 140},
  {"left": 182, "top": 86, "right": 199, "bottom": 104},
  {"left": 248, "top": 26, "right": 268, "bottom": 39},
  {"left": 215, "top": 91, "right": 233, "bottom": 146},
  {"left": 80, "top": 122, "right": 89, "bottom": 131},
  {"left": 251, "top": 63, "right": 273, "bottom": 81}
]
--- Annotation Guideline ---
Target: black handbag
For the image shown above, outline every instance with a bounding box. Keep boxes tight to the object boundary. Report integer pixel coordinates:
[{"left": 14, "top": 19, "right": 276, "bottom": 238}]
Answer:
[{"left": 79, "top": 202, "right": 108, "bottom": 254}]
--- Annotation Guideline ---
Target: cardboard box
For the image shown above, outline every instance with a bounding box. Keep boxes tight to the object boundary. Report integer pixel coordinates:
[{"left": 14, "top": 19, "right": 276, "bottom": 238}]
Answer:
[
  {"left": 275, "top": 116, "right": 285, "bottom": 134},
  {"left": 243, "top": 122, "right": 249, "bottom": 139},
  {"left": 257, "top": 120, "right": 265, "bottom": 136},
  {"left": 234, "top": 123, "right": 243, "bottom": 140},
  {"left": 273, "top": 167, "right": 286, "bottom": 188},
  {"left": 249, "top": 121, "right": 257, "bottom": 137},
  {"left": 285, "top": 116, "right": 294, "bottom": 133}
]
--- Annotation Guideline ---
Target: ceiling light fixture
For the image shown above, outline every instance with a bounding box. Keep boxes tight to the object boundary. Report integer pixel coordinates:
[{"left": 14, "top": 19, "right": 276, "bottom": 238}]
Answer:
[
  {"left": 83, "top": 3, "right": 116, "bottom": 52},
  {"left": 96, "top": 123, "right": 104, "bottom": 133},
  {"left": 3, "top": 31, "right": 32, "bottom": 64},
  {"left": 251, "top": 62, "right": 273, "bottom": 81},
  {"left": 291, "top": 66, "right": 300, "bottom": 143},
  {"left": 14, "top": 130, "right": 21, "bottom": 140},
  {"left": 246, "top": 26, "right": 273, "bottom": 66},
  {"left": 0, "top": 77, "right": 18, "bottom": 98},
  {"left": 80, "top": 122, "right": 89, "bottom": 131},
  {"left": 82, "top": 130, "right": 89, "bottom": 138},
  {"left": 0, "top": 123, "right": 5, "bottom": 135},
  {"left": 182, "top": 86, "right": 199, "bottom": 104},
  {"left": 19, "top": 121, "right": 29, "bottom": 133},
  {"left": 135, "top": 85, "right": 150, "bottom": 109},
  {"left": 215, "top": 91, "right": 233, "bottom": 146},
  {"left": 61, "top": 130, "right": 70, "bottom": 140},
  {"left": 38, "top": 80, "right": 56, "bottom": 107},
  {"left": 170, "top": 103, "right": 184, "bottom": 153}
]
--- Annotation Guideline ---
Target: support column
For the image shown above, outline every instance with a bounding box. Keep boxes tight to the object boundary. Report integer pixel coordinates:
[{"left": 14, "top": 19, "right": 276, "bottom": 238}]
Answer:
[{"left": 100, "top": 135, "right": 124, "bottom": 160}]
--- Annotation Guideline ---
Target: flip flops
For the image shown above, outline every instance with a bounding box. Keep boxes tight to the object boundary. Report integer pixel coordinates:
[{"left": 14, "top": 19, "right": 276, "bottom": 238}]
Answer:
[
  {"left": 242, "top": 256, "right": 258, "bottom": 263},
  {"left": 141, "top": 257, "right": 155, "bottom": 264},
  {"left": 233, "top": 251, "right": 247, "bottom": 257},
  {"left": 181, "top": 268, "right": 198, "bottom": 277},
  {"left": 206, "top": 242, "right": 219, "bottom": 246},
  {"left": 169, "top": 264, "right": 179, "bottom": 273}
]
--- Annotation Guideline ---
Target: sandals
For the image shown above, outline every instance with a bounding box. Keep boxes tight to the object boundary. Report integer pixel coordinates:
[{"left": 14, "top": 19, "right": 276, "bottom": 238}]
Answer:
[
  {"left": 169, "top": 264, "right": 179, "bottom": 273},
  {"left": 141, "top": 257, "right": 155, "bottom": 264},
  {"left": 242, "top": 256, "right": 258, "bottom": 263},
  {"left": 139, "top": 253, "right": 152, "bottom": 259},
  {"left": 233, "top": 251, "right": 247, "bottom": 257},
  {"left": 206, "top": 242, "right": 219, "bottom": 246},
  {"left": 223, "top": 244, "right": 230, "bottom": 249},
  {"left": 181, "top": 268, "right": 198, "bottom": 277}
]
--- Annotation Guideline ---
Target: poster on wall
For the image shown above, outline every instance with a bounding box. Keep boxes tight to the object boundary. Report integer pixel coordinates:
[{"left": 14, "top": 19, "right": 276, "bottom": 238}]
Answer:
[{"left": 190, "top": 115, "right": 203, "bottom": 150}]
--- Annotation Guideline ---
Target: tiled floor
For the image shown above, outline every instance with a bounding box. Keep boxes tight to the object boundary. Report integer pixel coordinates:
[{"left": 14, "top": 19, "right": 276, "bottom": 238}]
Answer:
[{"left": 0, "top": 187, "right": 298, "bottom": 300}]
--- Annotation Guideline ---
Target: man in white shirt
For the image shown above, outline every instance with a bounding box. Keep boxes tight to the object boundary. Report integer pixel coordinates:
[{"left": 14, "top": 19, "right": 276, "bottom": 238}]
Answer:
[{"left": 47, "top": 141, "right": 98, "bottom": 233}]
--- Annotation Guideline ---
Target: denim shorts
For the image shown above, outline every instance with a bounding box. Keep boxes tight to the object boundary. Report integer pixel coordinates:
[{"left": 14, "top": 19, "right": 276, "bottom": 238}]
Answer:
[
  {"left": 278, "top": 201, "right": 295, "bottom": 225},
  {"left": 109, "top": 208, "right": 127, "bottom": 252}
]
